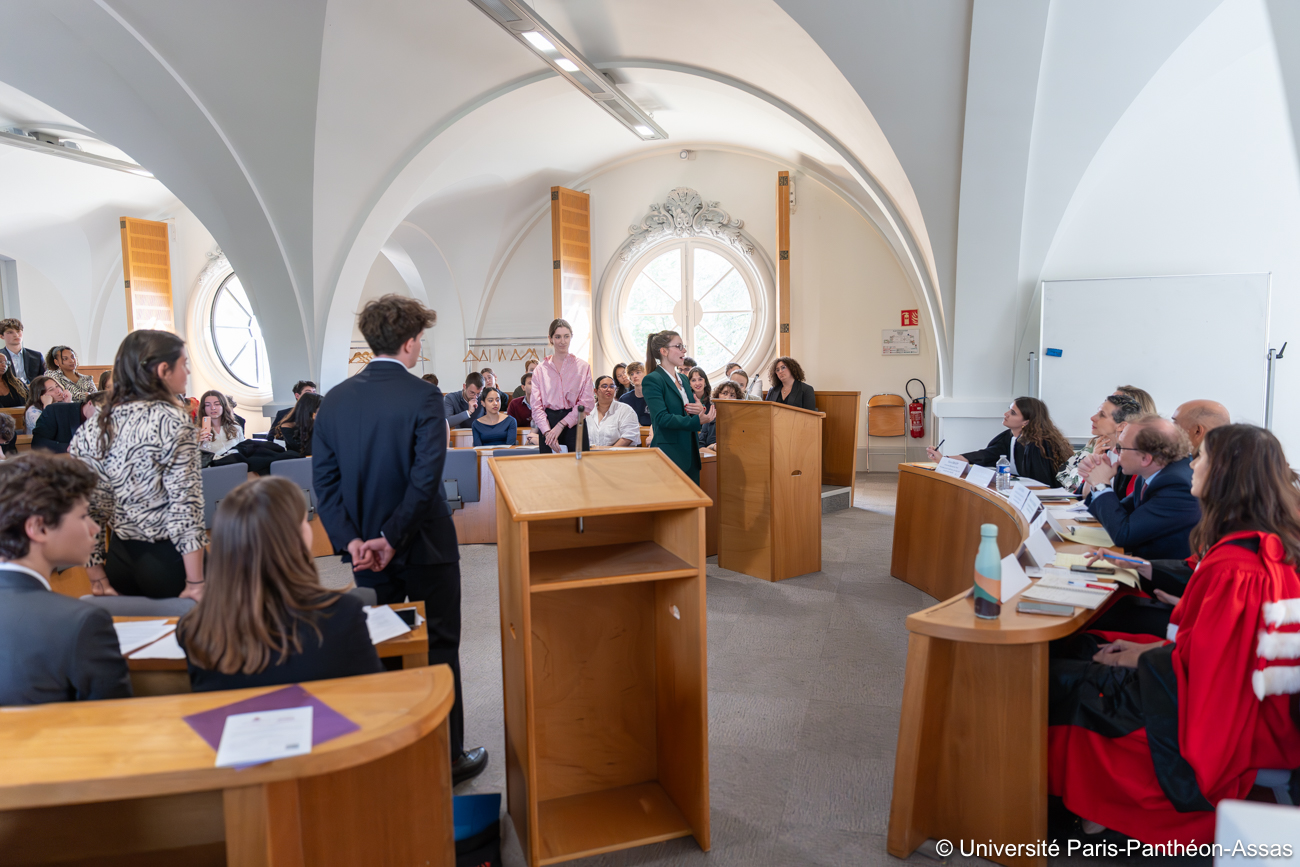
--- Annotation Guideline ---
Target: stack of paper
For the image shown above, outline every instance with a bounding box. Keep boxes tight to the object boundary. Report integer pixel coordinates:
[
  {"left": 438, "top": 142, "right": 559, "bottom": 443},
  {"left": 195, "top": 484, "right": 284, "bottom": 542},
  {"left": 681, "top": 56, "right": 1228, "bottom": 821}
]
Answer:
[
  {"left": 1050, "top": 552, "right": 1139, "bottom": 588},
  {"left": 1064, "top": 525, "right": 1116, "bottom": 547},
  {"left": 1022, "top": 573, "right": 1114, "bottom": 609},
  {"left": 113, "top": 620, "right": 176, "bottom": 656},
  {"left": 363, "top": 605, "right": 412, "bottom": 645},
  {"left": 1049, "top": 504, "right": 1090, "bottom": 519},
  {"left": 1032, "top": 487, "right": 1078, "bottom": 499},
  {"left": 131, "top": 630, "right": 187, "bottom": 659}
]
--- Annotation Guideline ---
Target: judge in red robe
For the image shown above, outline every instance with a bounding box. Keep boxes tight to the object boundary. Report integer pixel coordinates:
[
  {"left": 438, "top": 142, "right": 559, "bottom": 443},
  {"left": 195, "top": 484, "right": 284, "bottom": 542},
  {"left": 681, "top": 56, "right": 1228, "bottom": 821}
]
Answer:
[{"left": 1048, "top": 424, "right": 1300, "bottom": 845}]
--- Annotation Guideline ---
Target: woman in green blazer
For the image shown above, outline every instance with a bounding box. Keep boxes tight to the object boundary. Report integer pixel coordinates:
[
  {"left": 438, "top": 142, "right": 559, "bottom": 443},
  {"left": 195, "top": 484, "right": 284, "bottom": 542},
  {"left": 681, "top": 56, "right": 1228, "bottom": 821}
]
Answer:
[{"left": 642, "top": 330, "right": 715, "bottom": 485}]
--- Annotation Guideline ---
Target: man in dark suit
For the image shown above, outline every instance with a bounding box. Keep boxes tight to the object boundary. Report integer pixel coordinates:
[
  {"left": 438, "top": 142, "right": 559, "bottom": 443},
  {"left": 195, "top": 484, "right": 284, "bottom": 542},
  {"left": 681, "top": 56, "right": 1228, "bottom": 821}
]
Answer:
[
  {"left": 0, "top": 318, "right": 44, "bottom": 386},
  {"left": 1082, "top": 415, "right": 1201, "bottom": 560},
  {"left": 269, "top": 380, "right": 317, "bottom": 434},
  {"left": 444, "top": 371, "right": 484, "bottom": 429},
  {"left": 0, "top": 452, "right": 131, "bottom": 705},
  {"left": 31, "top": 395, "right": 100, "bottom": 452},
  {"left": 313, "top": 295, "right": 487, "bottom": 785}
]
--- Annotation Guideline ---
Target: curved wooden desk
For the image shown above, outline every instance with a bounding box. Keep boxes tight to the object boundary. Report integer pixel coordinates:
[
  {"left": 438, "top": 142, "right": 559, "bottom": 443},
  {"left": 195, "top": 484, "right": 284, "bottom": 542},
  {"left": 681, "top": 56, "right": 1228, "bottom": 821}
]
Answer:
[
  {"left": 891, "top": 463, "right": 1028, "bottom": 599},
  {"left": 0, "top": 667, "right": 456, "bottom": 867},
  {"left": 887, "top": 466, "right": 1120, "bottom": 867}
]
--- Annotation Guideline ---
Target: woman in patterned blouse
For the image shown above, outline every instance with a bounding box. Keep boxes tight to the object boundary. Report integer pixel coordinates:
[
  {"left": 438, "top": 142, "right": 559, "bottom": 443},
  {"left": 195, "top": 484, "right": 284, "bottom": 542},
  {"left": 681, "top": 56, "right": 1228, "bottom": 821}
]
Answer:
[
  {"left": 45, "top": 345, "right": 96, "bottom": 401},
  {"left": 70, "top": 330, "right": 206, "bottom": 600}
]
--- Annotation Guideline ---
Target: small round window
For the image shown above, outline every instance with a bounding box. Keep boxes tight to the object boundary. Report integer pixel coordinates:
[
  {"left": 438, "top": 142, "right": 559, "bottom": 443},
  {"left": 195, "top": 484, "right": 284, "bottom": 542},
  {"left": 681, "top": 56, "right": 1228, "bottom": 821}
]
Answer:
[{"left": 210, "top": 274, "right": 270, "bottom": 388}]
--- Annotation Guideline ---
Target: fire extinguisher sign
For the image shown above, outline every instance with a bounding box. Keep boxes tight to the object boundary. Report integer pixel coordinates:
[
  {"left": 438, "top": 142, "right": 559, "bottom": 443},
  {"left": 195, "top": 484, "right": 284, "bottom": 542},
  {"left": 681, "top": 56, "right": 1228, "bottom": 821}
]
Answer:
[{"left": 901, "top": 309, "right": 919, "bottom": 326}]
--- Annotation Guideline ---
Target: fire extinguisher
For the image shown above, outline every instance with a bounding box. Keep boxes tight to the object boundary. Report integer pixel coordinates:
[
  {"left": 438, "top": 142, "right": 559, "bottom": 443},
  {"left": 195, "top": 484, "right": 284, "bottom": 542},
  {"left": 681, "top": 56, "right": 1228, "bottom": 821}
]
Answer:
[{"left": 905, "top": 379, "right": 927, "bottom": 439}]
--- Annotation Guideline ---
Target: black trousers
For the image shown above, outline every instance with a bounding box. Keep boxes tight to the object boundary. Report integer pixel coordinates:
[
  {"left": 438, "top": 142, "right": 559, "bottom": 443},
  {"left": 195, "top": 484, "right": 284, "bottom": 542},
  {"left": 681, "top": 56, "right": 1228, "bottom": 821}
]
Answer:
[
  {"left": 538, "top": 407, "right": 590, "bottom": 454},
  {"left": 106, "top": 537, "right": 187, "bottom": 598},
  {"left": 371, "top": 560, "right": 465, "bottom": 758}
]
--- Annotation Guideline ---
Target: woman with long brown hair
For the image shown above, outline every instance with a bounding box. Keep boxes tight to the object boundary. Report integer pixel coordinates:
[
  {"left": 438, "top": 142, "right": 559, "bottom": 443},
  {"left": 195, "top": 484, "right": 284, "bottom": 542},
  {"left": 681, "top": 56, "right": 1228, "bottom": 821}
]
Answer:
[
  {"left": 276, "top": 391, "right": 322, "bottom": 456},
  {"left": 177, "top": 476, "right": 381, "bottom": 691},
  {"left": 69, "top": 330, "right": 205, "bottom": 600},
  {"left": 45, "top": 345, "right": 96, "bottom": 400},
  {"left": 642, "top": 330, "right": 713, "bottom": 483},
  {"left": 927, "top": 396, "right": 1072, "bottom": 487},
  {"left": 1049, "top": 424, "right": 1300, "bottom": 844},
  {"left": 197, "top": 390, "right": 245, "bottom": 465},
  {"left": 0, "top": 352, "right": 27, "bottom": 409},
  {"left": 529, "top": 319, "right": 594, "bottom": 454}
]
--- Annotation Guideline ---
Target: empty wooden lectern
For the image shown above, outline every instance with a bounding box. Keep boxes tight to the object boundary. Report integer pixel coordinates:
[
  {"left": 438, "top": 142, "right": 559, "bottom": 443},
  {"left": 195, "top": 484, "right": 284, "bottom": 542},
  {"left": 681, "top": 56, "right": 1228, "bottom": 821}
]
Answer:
[
  {"left": 488, "top": 449, "right": 712, "bottom": 866},
  {"left": 714, "top": 399, "right": 825, "bottom": 581}
]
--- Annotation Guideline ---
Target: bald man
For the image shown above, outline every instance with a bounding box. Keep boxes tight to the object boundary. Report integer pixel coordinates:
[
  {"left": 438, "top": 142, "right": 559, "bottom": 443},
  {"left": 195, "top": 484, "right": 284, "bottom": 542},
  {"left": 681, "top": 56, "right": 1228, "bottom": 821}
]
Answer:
[
  {"left": 1082, "top": 415, "right": 1201, "bottom": 560},
  {"left": 1171, "top": 400, "right": 1230, "bottom": 454}
]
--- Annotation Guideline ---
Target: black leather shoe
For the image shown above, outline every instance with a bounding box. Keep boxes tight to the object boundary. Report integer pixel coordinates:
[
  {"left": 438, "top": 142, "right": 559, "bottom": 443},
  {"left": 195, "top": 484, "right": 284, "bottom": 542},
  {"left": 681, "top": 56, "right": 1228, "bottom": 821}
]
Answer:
[{"left": 452, "top": 747, "right": 489, "bottom": 786}]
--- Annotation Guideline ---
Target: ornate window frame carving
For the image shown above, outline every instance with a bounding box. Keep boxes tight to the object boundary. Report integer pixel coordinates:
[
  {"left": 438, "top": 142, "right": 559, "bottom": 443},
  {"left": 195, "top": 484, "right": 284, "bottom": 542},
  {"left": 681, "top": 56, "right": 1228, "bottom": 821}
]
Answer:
[{"left": 597, "top": 187, "right": 775, "bottom": 374}]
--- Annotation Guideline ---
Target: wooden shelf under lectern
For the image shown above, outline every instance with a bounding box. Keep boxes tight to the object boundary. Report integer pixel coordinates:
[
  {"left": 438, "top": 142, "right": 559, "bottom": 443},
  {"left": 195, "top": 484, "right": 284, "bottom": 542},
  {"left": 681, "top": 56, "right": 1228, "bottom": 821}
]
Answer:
[
  {"left": 714, "top": 399, "right": 824, "bottom": 581},
  {"left": 488, "top": 449, "right": 712, "bottom": 866}
]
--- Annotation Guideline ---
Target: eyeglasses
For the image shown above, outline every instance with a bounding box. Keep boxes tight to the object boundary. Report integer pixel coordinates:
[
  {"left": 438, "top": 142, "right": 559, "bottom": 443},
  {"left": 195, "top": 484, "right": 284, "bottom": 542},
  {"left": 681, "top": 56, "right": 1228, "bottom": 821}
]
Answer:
[
  {"left": 667, "top": 343, "right": 686, "bottom": 351},
  {"left": 598, "top": 383, "right": 616, "bottom": 389},
  {"left": 1113, "top": 446, "right": 1145, "bottom": 454}
]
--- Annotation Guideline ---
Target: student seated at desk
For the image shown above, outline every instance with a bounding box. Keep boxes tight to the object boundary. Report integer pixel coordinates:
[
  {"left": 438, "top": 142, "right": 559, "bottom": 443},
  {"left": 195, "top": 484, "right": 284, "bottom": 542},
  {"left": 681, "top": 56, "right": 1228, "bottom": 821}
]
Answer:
[
  {"left": 1078, "top": 415, "right": 1200, "bottom": 560},
  {"left": 31, "top": 392, "right": 106, "bottom": 453},
  {"left": 1048, "top": 424, "right": 1300, "bottom": 846},
  {"left": 177, "top": 476, "right": 382, "bottom": 692},
  {"left": 506, "top": 372, "right": 533, "bottom": 428},
  {"left": 586, "top": 375, "right": 639, "bottom": 447},
  {"left": 926, "top": 396, "right": 1072, "bottom": 488},
  {"left": 1056, "top": 393, "right": 1140, "bottom": 492},
  {"left": 618, "top": 362, "right": 652, "bottom": 426},
  {"left": 700, "top": 381, "right": 743, "bottom": 447},
  {"left": 472, "top": 388, "right": 516, "bottom": 447},
  {"left": 0, "top": 453, "right": 131, "bottom": 705}
]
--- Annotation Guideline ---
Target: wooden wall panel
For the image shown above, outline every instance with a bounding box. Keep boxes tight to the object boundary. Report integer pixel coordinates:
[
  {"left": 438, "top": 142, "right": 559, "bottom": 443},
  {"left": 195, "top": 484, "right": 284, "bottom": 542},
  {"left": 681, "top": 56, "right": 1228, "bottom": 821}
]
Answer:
[
  {"left": 119, "top": 217, "right": 174, "bottom": 332},
  {"left": 551, "top": 187, "right": 592, "bottom": 364},
  {"left": 776, "top": 172, "right": 791, "bottom": 357},
  {"left": 815, "top": 391, "right": 862, "bottom": 494}
]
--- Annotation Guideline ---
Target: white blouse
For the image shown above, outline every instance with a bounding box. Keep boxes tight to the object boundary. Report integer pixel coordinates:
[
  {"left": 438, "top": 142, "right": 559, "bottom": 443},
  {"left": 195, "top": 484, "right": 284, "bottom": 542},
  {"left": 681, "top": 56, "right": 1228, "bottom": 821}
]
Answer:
[
  {"left": 585, "top": 400, "right": 640, "bottom": 447},
  {"left": 200, "top": 424, "right": 245, "bottom": 457}
]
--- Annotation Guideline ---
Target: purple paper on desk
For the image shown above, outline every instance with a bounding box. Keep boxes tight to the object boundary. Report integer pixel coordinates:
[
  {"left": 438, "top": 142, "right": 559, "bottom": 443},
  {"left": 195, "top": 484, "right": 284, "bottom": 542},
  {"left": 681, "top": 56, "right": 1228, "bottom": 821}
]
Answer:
[{"left": 183, "top": 684, "right": 359, "bottom": 752}]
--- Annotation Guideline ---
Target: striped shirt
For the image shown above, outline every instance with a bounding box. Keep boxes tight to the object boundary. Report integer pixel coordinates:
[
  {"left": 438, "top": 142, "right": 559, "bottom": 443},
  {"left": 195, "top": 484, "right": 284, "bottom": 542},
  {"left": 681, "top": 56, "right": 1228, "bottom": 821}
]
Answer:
[{"left": 530, "top": 353, "right": 596, "bottom": 433}]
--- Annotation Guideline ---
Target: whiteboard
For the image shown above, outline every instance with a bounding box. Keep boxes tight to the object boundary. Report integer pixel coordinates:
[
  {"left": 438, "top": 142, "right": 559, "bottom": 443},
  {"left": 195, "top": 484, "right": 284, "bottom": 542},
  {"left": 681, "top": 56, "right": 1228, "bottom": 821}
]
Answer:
[{"left": 1038, "top": 274, "right": 1270, "bottom": 439}]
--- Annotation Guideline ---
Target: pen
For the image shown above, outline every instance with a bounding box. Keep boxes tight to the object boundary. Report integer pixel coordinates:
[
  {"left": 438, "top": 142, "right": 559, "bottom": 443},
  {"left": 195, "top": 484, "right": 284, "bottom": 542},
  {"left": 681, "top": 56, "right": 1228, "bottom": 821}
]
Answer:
[
  {"left": 936, "top": 439, "right": 945, "bottom": 451},
  {"left": 1097, "top": 552, "right": 1145, "bottom": 565}
]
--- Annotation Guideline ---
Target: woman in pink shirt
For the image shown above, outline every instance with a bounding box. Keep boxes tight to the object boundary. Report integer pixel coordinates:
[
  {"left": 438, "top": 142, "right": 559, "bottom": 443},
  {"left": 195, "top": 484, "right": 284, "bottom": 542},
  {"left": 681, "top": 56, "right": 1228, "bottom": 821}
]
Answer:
[{"left": 530, "top": 319, "right": 595, "bottom": 454}]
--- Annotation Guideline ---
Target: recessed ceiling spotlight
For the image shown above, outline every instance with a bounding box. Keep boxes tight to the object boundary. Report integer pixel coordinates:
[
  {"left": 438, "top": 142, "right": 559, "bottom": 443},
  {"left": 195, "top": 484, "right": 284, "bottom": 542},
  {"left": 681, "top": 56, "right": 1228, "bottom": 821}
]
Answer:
[
  {"left": 634, "top": 125, "right": 653, "bottom": 137},
  {"left": 555, "top": 58, "right": 579, "bottom": 72},
  {"left": 521, "top": 31, "right": 556, "bottom": 52}
]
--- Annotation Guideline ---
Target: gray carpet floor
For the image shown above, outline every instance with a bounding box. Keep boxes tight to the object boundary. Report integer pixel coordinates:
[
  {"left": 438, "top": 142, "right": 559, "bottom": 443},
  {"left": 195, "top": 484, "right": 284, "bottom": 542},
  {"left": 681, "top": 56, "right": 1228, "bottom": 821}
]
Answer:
[{"left": 316, "top": 474, "right": 1115, "bottom": 867}]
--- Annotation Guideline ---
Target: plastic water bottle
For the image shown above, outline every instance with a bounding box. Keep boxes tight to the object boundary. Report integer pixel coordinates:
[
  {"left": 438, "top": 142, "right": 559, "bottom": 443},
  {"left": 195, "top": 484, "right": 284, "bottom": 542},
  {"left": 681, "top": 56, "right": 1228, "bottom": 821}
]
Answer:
[
  {"left": 995, "top": 455, "right": 1011, "bottom": 492},
  {"left": 973, "top": 523, "right": 1002, "bottom": 619}
]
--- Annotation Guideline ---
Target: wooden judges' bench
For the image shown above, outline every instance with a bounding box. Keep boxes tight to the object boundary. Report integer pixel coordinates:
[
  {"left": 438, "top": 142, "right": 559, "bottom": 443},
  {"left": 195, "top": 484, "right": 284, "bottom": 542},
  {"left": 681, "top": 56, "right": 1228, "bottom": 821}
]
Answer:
[
  {"left": 887, "top": 463, "right": 1121, "bottom": 867},
  {"left": 0, "top": 668, "right": 456, "bottom": 867}
]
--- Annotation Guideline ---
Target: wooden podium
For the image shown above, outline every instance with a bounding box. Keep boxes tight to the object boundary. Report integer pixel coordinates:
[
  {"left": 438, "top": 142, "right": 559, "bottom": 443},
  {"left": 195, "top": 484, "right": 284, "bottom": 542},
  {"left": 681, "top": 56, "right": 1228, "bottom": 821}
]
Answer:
[
  {"left": 489, "top": 449, "right": 712, "bottom": 866},
  {"left": 714, "top": 399, "right": 824, "bottom": 581}
]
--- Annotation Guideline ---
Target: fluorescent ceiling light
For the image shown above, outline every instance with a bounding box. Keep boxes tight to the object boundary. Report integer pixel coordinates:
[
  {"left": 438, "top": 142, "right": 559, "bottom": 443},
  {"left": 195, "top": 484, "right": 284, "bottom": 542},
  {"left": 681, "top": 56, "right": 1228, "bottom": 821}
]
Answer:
[
  {"left": 467, "top": 0, "right": 668, "bottom": 142},
  {"left": 0, "top": 128, "right": 153, "bottom": 177},
  {"left": 521, "top": 31, "right": 555, "bottom": 52}
]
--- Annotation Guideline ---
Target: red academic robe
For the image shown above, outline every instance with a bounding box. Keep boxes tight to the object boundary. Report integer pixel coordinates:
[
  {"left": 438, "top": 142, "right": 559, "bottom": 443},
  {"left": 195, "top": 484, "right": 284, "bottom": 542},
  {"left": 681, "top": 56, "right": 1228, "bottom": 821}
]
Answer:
[{"left": 1049, "top": 531, "right": 1300, "bottom": 844}]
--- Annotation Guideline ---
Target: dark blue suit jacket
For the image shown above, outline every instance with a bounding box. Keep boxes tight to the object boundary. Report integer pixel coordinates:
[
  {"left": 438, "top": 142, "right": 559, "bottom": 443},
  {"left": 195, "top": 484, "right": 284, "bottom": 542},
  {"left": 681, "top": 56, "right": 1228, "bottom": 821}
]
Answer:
[
  {"left": 1086, "top": 457, "right": 1201, "bottom": 559},
  {"left": 0, "top": 568, "right": 131, "bottom": 705},
  {"left": 313, "top": 361, "right": 457, "bottom": 580}
]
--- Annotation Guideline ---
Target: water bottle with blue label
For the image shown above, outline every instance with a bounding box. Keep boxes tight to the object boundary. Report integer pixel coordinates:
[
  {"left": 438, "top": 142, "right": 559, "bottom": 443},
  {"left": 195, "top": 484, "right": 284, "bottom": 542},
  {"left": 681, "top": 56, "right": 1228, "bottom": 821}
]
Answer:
[{"left": 995, "top": 455, "right": 1011, "bottom": 492}]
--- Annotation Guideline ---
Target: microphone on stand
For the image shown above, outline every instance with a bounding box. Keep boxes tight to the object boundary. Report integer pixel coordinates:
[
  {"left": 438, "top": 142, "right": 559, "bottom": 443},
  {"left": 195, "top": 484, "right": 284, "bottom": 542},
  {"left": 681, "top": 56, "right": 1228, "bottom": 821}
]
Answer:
[{"left": 574, "top": 405, "right": 587, "bottom": 461}]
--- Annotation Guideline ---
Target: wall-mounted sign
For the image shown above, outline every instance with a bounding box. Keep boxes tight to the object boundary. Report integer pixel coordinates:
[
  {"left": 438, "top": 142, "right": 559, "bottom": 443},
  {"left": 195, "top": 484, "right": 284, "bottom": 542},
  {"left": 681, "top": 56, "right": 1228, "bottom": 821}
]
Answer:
[
  {"left": 901, "top": 309, "right": 919, "bottom": 327},
  {"left": 882, "top": 328, "right": 920, "bottom": 356}
]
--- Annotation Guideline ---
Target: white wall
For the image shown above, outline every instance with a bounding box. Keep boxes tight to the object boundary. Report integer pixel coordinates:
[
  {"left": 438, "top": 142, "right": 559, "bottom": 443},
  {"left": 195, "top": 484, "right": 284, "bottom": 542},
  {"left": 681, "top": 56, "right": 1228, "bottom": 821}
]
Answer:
[
  {"left": 479, "top": 149, "right": 937, "bottom": 466},
  {"left": 1038, "top": 0, "right": 1300, "bottom": 457}
]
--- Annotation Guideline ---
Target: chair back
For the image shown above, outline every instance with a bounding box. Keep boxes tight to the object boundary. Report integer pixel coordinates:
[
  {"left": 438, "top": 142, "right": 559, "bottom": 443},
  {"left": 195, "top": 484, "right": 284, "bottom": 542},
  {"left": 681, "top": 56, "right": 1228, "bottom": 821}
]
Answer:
[
  {"left": 201, "top": 463, "right": 248, "bottom": 528},
  {"left": 270, "top": 457, "right": 316, "bottom": 515},
  {"left": 347, "top": 586, "right": 378, "bottom": 607},
  {"left": 79, "top": 595, "right": 196, "bottom": 617},
  {"left": 443, "top": 449, "right": 479, "bottom": 508}
]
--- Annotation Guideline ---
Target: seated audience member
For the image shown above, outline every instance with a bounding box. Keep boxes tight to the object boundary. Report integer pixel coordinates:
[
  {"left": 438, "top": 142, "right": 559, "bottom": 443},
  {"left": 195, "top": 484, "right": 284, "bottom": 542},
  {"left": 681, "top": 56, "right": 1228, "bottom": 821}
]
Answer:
[
  {"left": 197, "top": 390, "right": 246, "bottom": 465},
  {"left": 422, "top": 373, "right": 439, "bottom": 387},
  {"left": 1171, "top": 399, "right": 1230, "bottom": 455},
  {"left": 586, "top": 376, "right": 639, "bottom": 447},
  {"left": 445, "top": 371, "right": 484, "bottom": 430},
  {"left": 0, "top": 352, "right": 27, "bottom": 408},
  {"left": 271, "top": 380, "right": 317, "bottom": 432},
  {"left": 725, "top": 362, "right": 741, "bottom": 378},
  {"left": 765, "top": 356, "right": 818, "bottom": 410},
  {"left": 507, "top": 372, "right": 534, "bottom": 428},
  {"left": 1114, "top": 383, "right": 1157, "bottom": 415},
  {"left": 512, "top": 359, "right": 539, "bottom": 398},
  {"left": 24, "top": 375, "right": 70, "bottom": 433},
  {"left": 45, "top": 345, "right": 96, "bottom": 400},
  {"left": 1080, "top": 414, "right": 1200, "bottom": 559},
  {"left": 613, "top": 363, "right": 631, "bottom": 399},
  {"left": 618, "top": 361, "right": 652, "bottom": 426},
  {"left": 701, "top": 381, "right": 743, "bottom": 447},
  {"left": 97, "top": 370, "right": 112, "bottom": 392},
  {"left": 1048, "top": 424, "right": 1300, "bottom": 845},
  {"left": 32, "top": 392, "right": 107, "bottom": 453},
  {"left": 480, "top": 367, "right": 496, "bottom": 390},
  {"left": 729, "top": 367, "right": 750, "bottom": 396},
  {"left": 677, "top": 356, "right": 697, "bottom": 380},
  {"left": 0, "top": 318, "right": 44, "bottom": 385},
  {"left": 927, "top": 396, "right": 1073, "bottom": 488},
  {"left": 1056, "top": 393, "right": 1141, "bottom": 491},
  {"left": 687, "top": 367, "right": 712, "bottom": 412},
  {"left": 0, "top": 413, "right": 15, "bottom": 458},
  {"left": 472, "top": 387, "right": 517, "bottom": 447},
  {"left": 177, "top": 476, "right": 382, "bottom": 692},
  {"left": 278, "top": 392, "right": 321, "bottom": 456},
  {"left": 0, "top": 453, "right": 131, "bottom": 704}
]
